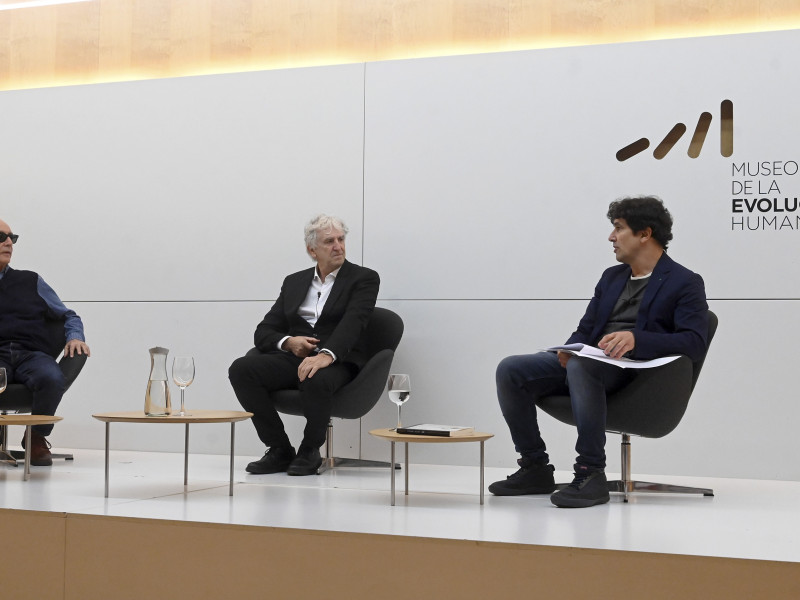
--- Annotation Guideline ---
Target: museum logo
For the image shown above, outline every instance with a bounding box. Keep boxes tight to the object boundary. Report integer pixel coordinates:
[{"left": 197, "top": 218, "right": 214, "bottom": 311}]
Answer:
[
  {"left": 615, "top": 99, "right": 733, "bottom": 162},
  {"left": 616, "top": 98, "right": 800, "bottom": 232}
]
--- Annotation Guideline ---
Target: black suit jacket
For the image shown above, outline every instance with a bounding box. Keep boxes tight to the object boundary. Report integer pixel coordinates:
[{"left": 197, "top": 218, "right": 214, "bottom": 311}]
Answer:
[{"left": 253, "top": 260, "right": 380, "bottom": 369}]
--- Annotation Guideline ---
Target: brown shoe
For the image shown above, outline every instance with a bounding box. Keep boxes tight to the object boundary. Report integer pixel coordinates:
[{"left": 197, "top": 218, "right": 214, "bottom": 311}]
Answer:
[{"left": 21, "top": 432, "right": 53, "bottom": 466}]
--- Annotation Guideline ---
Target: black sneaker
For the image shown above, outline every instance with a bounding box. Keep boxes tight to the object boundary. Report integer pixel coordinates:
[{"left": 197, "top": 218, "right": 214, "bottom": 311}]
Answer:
[
  {"left": 287, "top": 446, "right": 322, "bottom": 476},
  {"left": 488, "top": 457, "right": 556, "bottom": 496},
  {"left": 550, "top": 466, "right": 610, "bottom": 508},
  {"left": 246, "top": 446, "right": 296, "bottom": 474}
]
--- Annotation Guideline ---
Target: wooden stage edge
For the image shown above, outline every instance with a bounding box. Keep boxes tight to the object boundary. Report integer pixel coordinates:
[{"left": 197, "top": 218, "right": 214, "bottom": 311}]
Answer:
[{"left": 2, "top": 507, "right": 798, "bottom": 600}]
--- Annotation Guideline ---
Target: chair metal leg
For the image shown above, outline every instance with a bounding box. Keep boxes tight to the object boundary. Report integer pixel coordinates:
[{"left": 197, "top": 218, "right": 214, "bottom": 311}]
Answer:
[
  {"left": 317, "top": 420, "right": 334, "bottom": 474},
  {"left": 317, "top": 419, "right": 400, "bottom": 473},
  {"left": 9, "top": 449, "right": 73, "bottom": 461},
  {"left": 608, "top": 480, "right": 715, "bottom": 496},
  {"left": 621, "top": 433, "right": 632, "bottom": 502},
  {"left": 605, "top": 434, "right": 714, "bottom": 500},
  {"left": 0, "top": 424, "right": 19, "bottom": 467}
]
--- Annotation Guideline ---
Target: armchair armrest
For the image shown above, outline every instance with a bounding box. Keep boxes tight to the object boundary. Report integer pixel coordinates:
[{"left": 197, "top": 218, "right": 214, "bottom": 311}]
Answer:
[{"left": 59, "top": 353, "right": 88, "bottom": 393}]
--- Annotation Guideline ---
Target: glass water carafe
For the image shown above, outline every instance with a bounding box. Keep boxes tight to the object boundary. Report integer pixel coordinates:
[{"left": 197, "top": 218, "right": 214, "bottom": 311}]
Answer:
[{"left": 145, "top": 346, "right": 172, "bottom": 416}]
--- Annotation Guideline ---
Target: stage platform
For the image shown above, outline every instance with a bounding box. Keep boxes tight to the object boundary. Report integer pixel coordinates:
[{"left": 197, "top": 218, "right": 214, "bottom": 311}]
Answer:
[{"left": 2, "top": 448, "right": 799, "bottom": 599}]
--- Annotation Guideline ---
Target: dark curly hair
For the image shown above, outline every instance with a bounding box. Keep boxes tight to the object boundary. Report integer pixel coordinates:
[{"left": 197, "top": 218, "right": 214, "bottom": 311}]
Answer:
[{"left": 607, "top": 196, "right": 673, "bottom": 250}]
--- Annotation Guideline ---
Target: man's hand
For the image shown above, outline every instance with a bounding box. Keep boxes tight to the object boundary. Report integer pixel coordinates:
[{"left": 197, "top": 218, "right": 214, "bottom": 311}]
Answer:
[
  {"left": 598, "top": 331, "right": 635, "bottom": 360},
  {"left": 298, "top": 352, "right": 333, "bottom": 381},
  {"left": 64, "top": 339, "right": 91, "bottom": 357},
  {"left": 557, "top": 350, "right": 571, "bottom": 368},
  {"left": 282, "top": 336, "right": 320, "bottom": 358}
]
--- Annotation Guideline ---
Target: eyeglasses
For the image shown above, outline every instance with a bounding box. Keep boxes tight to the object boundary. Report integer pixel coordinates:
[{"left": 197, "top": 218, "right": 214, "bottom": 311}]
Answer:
[{"left": 0, "top": 232, "right": 19, "bottom": 244}]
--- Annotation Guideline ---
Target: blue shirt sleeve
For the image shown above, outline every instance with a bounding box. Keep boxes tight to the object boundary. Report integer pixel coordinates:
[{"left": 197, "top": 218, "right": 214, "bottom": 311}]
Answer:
[{"left": 36, "top": 276, "right": 86, "bottom": 343}]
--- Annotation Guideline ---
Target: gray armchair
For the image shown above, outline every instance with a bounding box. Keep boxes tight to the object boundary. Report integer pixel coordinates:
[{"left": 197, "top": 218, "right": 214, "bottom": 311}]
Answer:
[
  {"left": 247, "top": 306, "right": 404, "bottom": 473},
  {"left": 536, "top": 310, "right": 718, "bottom": 502}
]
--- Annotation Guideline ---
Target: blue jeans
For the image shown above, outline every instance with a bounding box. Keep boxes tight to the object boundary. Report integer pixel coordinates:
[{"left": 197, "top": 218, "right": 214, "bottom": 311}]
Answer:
[
  {"left": 496, "top": 351, "right": 635, "bottom": 470},
  {"left": 0, "top": 342, "right": 66, "bottom": 436}
]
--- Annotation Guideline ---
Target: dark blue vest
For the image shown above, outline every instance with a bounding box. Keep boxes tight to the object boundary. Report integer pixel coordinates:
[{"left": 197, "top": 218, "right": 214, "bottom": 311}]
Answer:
[{"left": 0, "top": 268, "right": 53, "bottom": 353}]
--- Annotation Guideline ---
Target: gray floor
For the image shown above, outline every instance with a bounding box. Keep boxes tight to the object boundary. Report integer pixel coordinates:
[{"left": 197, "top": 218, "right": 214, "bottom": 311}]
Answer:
[{"left": 1, "top": 446, "right": 797, "bottom": 563}]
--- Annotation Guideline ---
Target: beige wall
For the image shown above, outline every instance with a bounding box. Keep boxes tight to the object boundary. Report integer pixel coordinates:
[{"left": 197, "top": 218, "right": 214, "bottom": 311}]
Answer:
[{"left": 1, "top": 0, "right": 800, "bottom": 90}]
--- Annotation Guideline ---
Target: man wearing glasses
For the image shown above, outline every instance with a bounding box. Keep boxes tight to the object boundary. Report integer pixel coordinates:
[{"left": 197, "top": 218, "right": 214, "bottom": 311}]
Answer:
[{"left": 0, "top": 218, "right": 90, "bottom": 465}]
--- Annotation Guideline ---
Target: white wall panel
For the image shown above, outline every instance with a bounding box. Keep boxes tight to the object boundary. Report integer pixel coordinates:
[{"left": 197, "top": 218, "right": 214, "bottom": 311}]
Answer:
[
  {"left": 366, "top": 299, "right": 799, "bottom": 481},
  {"left": 0, "top": 65, "right": 366, "bottom": 301},
  {"left": 364, "top": 30, "right": 800, "bottom": 300},
  {"left": 50, "top": 301, "right": 269, "bottom": 455},
  {"left": 49, "top": 298, "right": 798, "bottom": 481},
  {"left": 52, "top": 300, "right": 375, "bottom": 460}
]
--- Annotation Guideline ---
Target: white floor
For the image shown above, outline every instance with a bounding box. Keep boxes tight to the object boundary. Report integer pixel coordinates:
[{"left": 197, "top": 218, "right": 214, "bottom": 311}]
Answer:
[{"left": 1, "top": 446, "right": 798, "bottom": 564}]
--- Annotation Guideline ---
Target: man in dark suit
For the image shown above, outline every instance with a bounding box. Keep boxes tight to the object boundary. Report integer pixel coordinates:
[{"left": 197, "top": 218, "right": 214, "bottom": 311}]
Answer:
[
  {"left": 490, "top": 197, "right": 708, "bottom": 507},
  {"left": 229, "top": 215, "right": 379, "bottom": 476}
]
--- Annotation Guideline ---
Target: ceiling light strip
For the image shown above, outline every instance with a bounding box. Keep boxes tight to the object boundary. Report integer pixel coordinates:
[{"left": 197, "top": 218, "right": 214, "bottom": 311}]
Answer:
[{"left": 0, "top": 0, "right": 91, "bottom": 11}]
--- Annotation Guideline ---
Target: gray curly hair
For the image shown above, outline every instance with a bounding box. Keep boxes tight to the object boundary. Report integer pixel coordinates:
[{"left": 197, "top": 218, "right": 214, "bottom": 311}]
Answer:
[{"left": 304, "top": 214, "right": 348, "bottom": 254}]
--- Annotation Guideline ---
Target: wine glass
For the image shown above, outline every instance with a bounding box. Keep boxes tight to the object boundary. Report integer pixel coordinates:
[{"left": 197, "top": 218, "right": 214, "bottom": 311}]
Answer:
[
  {"left": 172, "top": 356, "right": 195, "bottom": 417},
  {"left": 387, "top": 374, "right": 410, "bottom": 430},
  {"left": 0, "top": 367, "right": 6, "bottom": 395}
]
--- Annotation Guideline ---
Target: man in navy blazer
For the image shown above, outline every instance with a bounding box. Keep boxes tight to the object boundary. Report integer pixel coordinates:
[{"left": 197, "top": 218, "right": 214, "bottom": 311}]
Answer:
[
  {"left": 490, "top": 197, "right": 708, "bottom": 508},
  {"left": 229, "top": 215, "right": 379, "bottom": 476}
]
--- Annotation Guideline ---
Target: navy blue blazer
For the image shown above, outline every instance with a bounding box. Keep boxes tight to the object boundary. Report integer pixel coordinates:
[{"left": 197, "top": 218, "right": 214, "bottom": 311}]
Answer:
[
  {"left": 253, "top": 260, "right": 380, "bottom": 369},
  {"left": 566, "top": 253, "right": 709, "bottom": 363}
]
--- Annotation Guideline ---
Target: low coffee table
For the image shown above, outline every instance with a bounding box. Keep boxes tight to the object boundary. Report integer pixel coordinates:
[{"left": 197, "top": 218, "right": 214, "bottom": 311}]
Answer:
[
  {"left": 0, "top": 414, "right": 63, "bottom": 480},
  {"left": 92, "top": 410, "right": 252, "bottom": 497},
  {"left": 369, "top": 428, "right": 494, "bottom": 505}
]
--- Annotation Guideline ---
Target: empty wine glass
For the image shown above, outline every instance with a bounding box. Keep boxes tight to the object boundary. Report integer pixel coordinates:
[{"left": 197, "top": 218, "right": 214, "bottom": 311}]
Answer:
[
  {"left": 172, "top": 356, "right": 195, "bottom": 416},
  {"left": 387, "top": 373, "right": 410, "bottom": 430}
]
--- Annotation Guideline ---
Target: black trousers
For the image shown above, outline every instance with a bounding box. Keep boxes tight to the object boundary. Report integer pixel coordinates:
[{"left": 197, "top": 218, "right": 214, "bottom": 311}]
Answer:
[{"left": 228, "top": 351, "right": 356, "bottom": 450}]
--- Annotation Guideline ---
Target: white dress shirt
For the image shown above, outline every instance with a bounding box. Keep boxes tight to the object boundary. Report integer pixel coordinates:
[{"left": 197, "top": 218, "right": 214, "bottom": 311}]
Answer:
[{"left": 277, "top": 265, "right": 341, "bottom": 360}]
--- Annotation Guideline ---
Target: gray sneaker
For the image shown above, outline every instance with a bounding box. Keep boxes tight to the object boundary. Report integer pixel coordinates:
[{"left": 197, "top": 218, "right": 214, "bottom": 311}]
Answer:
[
  {"left": 488, "top": 458, "right": 555, "bottom": 496},
  {"left": 550, "top": 467, "right": 610, "bottom": 508}
]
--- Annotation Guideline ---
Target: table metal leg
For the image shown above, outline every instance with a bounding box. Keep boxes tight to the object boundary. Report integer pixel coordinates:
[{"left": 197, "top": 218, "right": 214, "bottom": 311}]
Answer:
[
  {"left": 104, "top": 422, "right": 110, "bottom": 497},
  {"left": 229, "top": 422, "right": 235, "bottom": 496},
  {"left": 480, "top": 440, "right": 485, "bottom": 505},
  {"left": 390, "top": 441, "right": 395, "bottom": 506},
  {"left": 184, "top": 423, "right": 189, "bottom": 488},
  {"left": 404, "top": 442, "right": 409, "bottom": 496},
  {"left": 0, "top": 424, "right": 13, "bottom": 465},
  {"left": 24, "top": 426, "right": 31, "bottom": 481}
]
